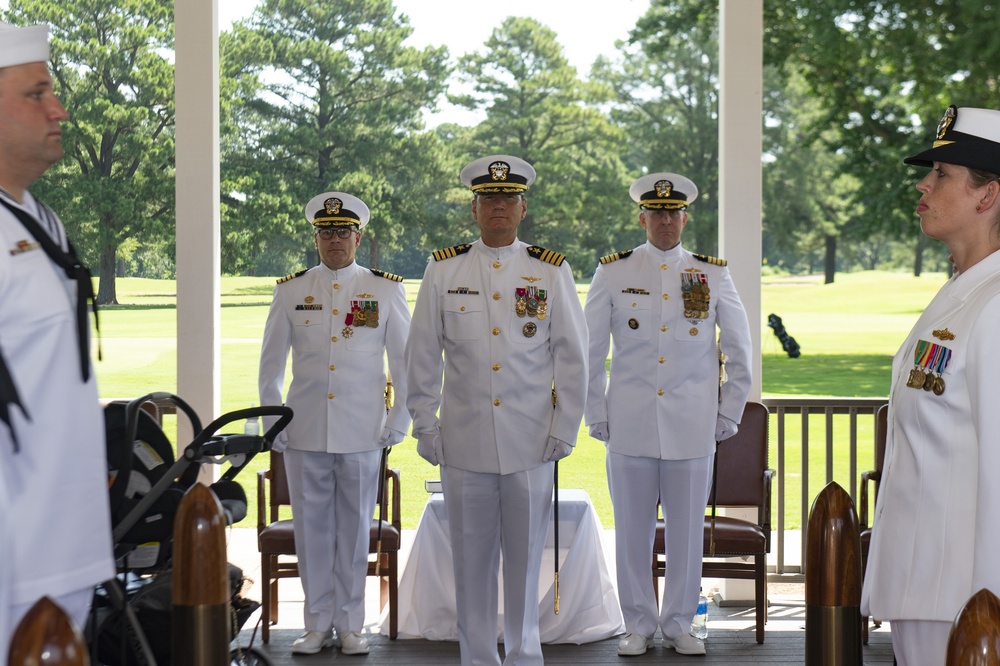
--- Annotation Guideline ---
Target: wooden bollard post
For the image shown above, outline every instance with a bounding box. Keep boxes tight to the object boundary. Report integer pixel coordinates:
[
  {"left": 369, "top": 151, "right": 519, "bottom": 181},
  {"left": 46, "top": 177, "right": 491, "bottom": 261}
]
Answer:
[
  {"left": 172, "top": 482, "right": 230, "bottom": 665},
  {"left": 805, "top": 481, "right": 863, "bottom": 665},
  {"left": 8, "top": 596, "right": 88, "bottom": 666},
  {"left": 946, "top": 588, "right": 1000, "bottom": 665}
]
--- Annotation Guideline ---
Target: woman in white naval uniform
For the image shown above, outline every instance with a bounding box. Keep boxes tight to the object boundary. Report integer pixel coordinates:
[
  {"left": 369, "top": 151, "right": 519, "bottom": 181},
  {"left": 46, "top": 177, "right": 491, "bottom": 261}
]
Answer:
[
  {"left": 406, "top": 155, "right": 588, "bottom": 666},
  {"left": 0, "top": 21, "right": 114, "bottom": 656},
  {"left": 258, "top": 192, "right": 410, "bottom": 656},
  {"left": 861, "top": 106, "right": 1000, "bottom": 666},
  {"left": 585, "top": 173, "right": 752, "bottom": 657}
]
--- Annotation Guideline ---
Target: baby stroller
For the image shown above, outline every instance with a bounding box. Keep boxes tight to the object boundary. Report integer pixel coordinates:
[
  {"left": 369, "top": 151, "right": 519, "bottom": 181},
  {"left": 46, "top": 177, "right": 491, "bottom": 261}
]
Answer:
[{"left": 87, "top": 391, "right": 292, "bottom": 666}]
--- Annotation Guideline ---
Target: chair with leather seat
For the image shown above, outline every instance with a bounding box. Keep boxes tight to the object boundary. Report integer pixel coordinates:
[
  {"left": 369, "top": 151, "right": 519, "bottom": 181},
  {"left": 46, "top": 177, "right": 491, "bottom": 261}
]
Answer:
[
  {"left": 860, "top": 402, "right": 888, "bottom": 644},
  {"left": 652, "top": 400, "right": 773, "bottom": 644},
  {"left": 256, "top": 450, "right": 401, "bottom": 641}
]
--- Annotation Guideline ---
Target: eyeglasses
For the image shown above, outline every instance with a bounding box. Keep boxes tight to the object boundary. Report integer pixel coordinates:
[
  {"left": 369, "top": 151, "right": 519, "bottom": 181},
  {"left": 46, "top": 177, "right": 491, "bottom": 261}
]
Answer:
[
  {"left": 477, "top": 194, "right": 523, "bottom": 205},
  {"left": 316, "top": 227, "right": 357, "bottom": 240}
]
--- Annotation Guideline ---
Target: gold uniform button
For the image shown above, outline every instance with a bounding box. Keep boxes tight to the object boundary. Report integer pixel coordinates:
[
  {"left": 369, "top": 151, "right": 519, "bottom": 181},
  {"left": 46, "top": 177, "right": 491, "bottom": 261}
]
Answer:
[
  {"left": 657, "top": 389, "right": 664, "bottom": 396},
  {"left": 492, "top": 364, "right": 501, "bottom": 371},
  {"left": 304, "top": 319, "right": 311, "bottom": 324},
  {"left": 493, "top": 261, "right": 501, "bottom": 269},
  {"left": 493, "top": 292, "right": 501, "bottom": 300},
  {"left": 329, "top": 365, "right": 336, "bottom": 371},
  {"left": 661, "top": 263, "right": 668, "bottom": 270},
  {"left": 658, "top": 358, "right": 665, "bottom": 364},
  {"left": 460, "top": 306, "right": 466, "bottom": 311},
  {"left": 662, "top": 294, "right": 669, "bottom": 300},
  {"left": 328, "top": 393, "right": 335, "bottom": 399},
  {"left": 661, "top": 325, "right": 668, "bottom": 332},
  {"left": 332, "top": 309, "right": 339, "bottom": 315},
  {"left": 493, "top": 399, "right": 501, "bottom": 406},
  {"left": 331, "top": 336, "right": 338, "bottom": 342},
  {"left": 492, "top": 328, "right": 500, "bottom": 336},
  {"left": 333, "top": 283, "right": 340, "bottom": 289}
]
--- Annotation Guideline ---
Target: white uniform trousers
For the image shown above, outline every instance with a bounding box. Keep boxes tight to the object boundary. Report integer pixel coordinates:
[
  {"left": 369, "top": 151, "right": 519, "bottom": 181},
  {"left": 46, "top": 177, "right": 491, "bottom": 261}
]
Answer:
[
  {"left": 891, "top": 620, "right": 949, "bottom": 666},
  {"left": 283, "top": 447, "right": 381, "bottom": 634},
  {"left": 607, "top": 451, "right": 713, "bottom": 640},
  {"left": 441, "top": 463, "right": 553, "bottom": 666}
]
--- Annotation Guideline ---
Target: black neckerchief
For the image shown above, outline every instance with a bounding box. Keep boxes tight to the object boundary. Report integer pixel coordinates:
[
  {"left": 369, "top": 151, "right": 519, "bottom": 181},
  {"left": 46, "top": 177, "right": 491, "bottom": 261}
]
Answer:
[{"left": 0, "top": 197, "right": 99, "bottom": 384}]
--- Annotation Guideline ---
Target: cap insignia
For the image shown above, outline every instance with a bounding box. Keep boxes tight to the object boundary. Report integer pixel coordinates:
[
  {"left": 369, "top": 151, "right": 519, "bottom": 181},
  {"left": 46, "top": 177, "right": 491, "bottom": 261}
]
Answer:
[
  {"left": 489, "top": 161, "right": 510, "bottom": 182},
  {"left": 654, "top": 180, "right": 673, "bottom": 198},
  {"left": 324, "top": 198, "right": 342, "bottom": 215},
  {"left": 936, "top": 106, "right": 956, "bottom": 141}
]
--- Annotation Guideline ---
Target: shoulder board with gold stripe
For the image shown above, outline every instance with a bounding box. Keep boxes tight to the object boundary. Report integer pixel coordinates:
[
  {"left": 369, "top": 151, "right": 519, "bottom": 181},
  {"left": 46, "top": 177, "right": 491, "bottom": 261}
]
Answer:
[
  {"left": 526, "top": 245, "right": 566, "bottom": 266},
  {"left": 276, "top": 269, "right": 308, "bottom": 284},
  {"left": 370, "top": 268, "right": 403, "bottom": 282},
  {"left": 599, "top": 249, "right": 634, "bottom": 265},
  {"left": 693, "top": 253, "right": 727, "bottom": 267},
  {"left": 432, "top": 243, "right": 473, "bottom": 262}
]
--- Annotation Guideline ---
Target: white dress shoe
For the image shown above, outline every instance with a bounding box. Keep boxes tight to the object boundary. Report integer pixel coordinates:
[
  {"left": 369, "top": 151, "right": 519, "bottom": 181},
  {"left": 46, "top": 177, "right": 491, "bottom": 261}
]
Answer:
[
  {"left": 340, "top": 631, "right": 370, "bottom": 655},
  {"left": 665, "top": 632, "right": 706, "bottom": 655},
  {"left": 291, "top": 629, "right": 337, "bottom": 655},
  {"left": 617, "top": 632, "right": 654, "bottom": 656}
]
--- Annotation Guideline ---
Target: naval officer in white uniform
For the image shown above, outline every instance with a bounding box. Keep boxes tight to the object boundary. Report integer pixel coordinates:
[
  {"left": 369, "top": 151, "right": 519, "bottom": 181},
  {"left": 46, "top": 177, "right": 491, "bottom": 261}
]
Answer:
[
  {"left": 861, "top": 105, "right": 1000, "bottom": 666},
  {"left": 584, "top": 173, "right": 752, "bottom": 656},
  {"left": 0, "top": 20, "right": 115, "bottom": 656},
  {"left": 405, "top": 155, "right": 587, "bottom": 665},
  {"left": 259, "top": 191, "right": 410, "bottom": 656}
]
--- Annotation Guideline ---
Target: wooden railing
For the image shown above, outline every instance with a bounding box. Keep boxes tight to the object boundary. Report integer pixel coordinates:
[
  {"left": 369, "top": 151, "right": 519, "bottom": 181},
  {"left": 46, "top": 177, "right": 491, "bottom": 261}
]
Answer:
[{"left": 762, "top": 397, "right": 888, "bottom": 576}]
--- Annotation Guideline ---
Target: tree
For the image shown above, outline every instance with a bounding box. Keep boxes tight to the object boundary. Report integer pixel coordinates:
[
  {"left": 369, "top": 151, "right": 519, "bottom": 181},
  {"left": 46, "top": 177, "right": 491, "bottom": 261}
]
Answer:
[
  {"left": 450, "top": 16, "right": 631, "bottom": 275},
  {"left": 5, "top": 0, "right": 176, "bottom": 304},
  {"left": 219, "top": 0, "right": 449, "bottom": 276},
  {"left": 764, "top": 0, "right": 1000, "bottom": 275}
]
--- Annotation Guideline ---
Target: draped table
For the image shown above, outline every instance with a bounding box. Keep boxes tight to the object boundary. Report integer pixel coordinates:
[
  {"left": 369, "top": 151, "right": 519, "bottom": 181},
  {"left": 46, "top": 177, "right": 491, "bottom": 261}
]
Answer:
[{"left": 381, "top": 488, "right": 624, "bottom": 643}]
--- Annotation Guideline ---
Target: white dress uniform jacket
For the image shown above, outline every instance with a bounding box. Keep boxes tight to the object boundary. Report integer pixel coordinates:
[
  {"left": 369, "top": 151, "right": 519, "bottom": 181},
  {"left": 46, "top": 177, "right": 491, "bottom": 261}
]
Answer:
[
  {"left": 259, "top": 260, "right": 410, "bottom": 452},
  {"left": 406, "top": 239, "right": 587, "bottom": 473},
  {"left": 585, "top": 242, "right": 752, "bottom": 458},
  {"left": 862, "top": 250, "right": 1000, "bottom": 622},
  {"left": 0, "top": 193, "right": 115, "bottom": 646}
]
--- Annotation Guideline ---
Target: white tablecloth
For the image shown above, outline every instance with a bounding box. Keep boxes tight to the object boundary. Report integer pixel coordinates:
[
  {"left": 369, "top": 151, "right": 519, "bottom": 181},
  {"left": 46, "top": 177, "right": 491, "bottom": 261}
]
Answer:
[{"left": 382, "top": 488, "right": 624, "bottom": 644}]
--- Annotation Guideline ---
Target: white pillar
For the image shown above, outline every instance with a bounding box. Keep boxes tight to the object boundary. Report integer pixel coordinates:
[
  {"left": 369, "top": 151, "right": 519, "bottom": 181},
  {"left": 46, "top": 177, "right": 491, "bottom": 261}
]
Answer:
[
  {"left": 174, "top": 0, "right": 220, "bottom": 446},
  {"left": 716, "top": 0, "right": 763, "bottom": 605}
]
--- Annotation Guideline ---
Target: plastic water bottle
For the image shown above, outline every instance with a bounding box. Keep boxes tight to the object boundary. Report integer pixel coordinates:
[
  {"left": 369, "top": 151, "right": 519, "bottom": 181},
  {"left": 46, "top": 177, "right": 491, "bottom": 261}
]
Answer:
[
  {"left": 244, "top": 402, "right": 260, "bottom": 436},
  {"left": 692, "top": 587, "right": 708, "bottom": 639}
]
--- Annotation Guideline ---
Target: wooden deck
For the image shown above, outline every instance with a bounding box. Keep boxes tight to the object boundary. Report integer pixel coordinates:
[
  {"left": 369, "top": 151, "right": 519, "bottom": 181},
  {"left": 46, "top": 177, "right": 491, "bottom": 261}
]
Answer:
[{"left": 227, "top": 528, "right": 894, "bottom": 664}]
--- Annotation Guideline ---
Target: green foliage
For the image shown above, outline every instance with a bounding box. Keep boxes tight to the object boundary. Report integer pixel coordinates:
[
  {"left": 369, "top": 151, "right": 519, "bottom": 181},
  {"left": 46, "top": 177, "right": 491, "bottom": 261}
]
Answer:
[
  {"left": 219, "top": 0, "right": 450, "bottom": 276},
  {"left": 6, "top": 0, "right": 176, "bottom": 304}
]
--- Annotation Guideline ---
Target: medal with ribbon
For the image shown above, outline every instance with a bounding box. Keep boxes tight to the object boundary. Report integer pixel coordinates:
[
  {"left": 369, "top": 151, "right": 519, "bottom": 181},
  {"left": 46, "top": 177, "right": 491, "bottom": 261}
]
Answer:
[
  {"left": 681, "top": 272, "right": 710, "bottom": 320},
  {"left": 907, "top": 339, "right": 951, "bottom": 395}
]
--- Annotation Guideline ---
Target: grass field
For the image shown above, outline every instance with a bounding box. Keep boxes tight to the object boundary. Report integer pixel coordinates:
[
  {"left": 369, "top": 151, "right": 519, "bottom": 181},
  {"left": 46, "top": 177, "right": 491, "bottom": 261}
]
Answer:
[{"left": 93, "top": 270, "right": 948, "bottom": 531}]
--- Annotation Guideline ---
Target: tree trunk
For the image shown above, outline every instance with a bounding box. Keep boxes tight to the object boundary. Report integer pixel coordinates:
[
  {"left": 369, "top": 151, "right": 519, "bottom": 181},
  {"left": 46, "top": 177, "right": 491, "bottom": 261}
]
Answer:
[
  {"left": 97, "top": 242, "right": 118, "bottom": 305},
  {"left": 369, "top": 236, "right": 380, "bottom": 270},
  {"left": 824, "top": 235, "right": 836, "bottom": 284}
]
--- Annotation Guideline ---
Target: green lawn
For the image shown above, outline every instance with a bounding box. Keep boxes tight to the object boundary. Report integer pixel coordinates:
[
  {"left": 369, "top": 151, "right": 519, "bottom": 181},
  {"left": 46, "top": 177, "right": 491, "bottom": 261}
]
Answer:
[{"left": 93, "top": 270, "right": 947, "bottom": 531}]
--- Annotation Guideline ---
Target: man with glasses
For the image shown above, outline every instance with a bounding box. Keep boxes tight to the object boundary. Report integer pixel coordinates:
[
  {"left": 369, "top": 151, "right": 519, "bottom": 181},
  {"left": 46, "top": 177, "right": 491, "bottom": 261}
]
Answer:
[
  {"left": 406, "top": 155, "right": 587, "bottom": 665},
  {"left": 584, "top": 173, "right": 751, "bottom": 657},
  {"left": 258, "top": 191, "right": 410, "bottom": 656}
]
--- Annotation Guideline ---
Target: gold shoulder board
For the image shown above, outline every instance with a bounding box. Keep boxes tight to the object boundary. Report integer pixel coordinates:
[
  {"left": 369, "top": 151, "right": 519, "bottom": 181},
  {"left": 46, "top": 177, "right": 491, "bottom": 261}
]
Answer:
[
  {"left": 432, "top": 243, "right": 473, "bottom": 262},
  {"left": 277, "top": 269, "right": 308, "bottom": 284},
  {"left": 693, "top": 253, "right": 727, "bottom": 267},
  {"left": 599, "top": 249, "right": 634, "bottom": 265},
  {"left": 370, "top": 268, "right": 403, "bottom": 282},
  {"left": 527, "top": 245, "right": 566, "bottom": 266}
]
